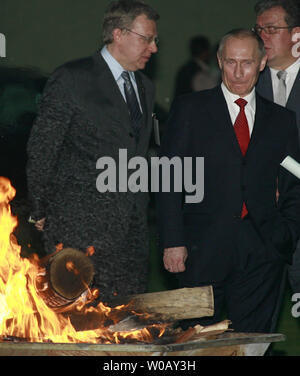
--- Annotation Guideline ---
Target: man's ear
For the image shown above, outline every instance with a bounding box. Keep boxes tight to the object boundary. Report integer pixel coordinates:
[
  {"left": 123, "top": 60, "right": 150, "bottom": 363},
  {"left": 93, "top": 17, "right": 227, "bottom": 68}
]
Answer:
[
  {"left": 260, "top": 54, "right": 268, "bottom": 72},
  {"left": 217, "top": 53, "right": 223, "bottom": 70},
  {"left": 112, "top": 28, "right": 123, "bottom": 43}
]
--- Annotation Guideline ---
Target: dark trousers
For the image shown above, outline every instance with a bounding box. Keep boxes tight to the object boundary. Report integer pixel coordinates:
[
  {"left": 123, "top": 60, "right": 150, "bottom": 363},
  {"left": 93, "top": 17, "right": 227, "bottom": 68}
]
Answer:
[
  {"left": 179, "top": 217, "right": 285, "bottom": 333},
  {"left": 288, "top": 238, "right": 300, "bottom": 293}
]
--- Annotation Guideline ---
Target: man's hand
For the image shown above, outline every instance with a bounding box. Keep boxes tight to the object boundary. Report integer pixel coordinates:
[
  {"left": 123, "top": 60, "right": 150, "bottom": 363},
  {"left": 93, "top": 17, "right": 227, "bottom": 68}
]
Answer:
[
  {"left": 35, "top": 217, "right": 46, "bottom": 231},
  {"left": 163, "top": 246, "right": 188, "bottom": 273}
]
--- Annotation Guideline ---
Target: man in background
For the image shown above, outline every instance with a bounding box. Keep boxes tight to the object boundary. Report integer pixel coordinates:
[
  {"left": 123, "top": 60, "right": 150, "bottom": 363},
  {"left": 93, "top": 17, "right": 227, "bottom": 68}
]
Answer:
[
  {"left": 255, "top": 0, "right": 300, "bottom": 293},
  {"left": 174, "top": 35, "right": 218, "bottom": 97}
]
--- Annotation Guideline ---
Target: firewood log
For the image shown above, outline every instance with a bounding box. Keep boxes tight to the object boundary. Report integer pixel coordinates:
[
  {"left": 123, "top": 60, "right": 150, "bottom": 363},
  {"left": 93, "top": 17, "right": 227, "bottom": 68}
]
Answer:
[
  {"left": 36, "top": 248, "right": 94, "bottom": 309},
  {"left": 107, "top": 286, "right": 214, "bottom": 321},
  {"left": 67, "top": 286, "right": 214, "bottom": 331},
  {"left": 48, "top": 247, "right": 94, "bottom": 300}
]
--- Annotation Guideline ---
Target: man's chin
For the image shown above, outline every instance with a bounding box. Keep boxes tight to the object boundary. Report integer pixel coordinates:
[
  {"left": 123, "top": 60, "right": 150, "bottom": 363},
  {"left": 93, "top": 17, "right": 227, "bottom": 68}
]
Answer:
[
  {"left": 137, "top": 62, "right": 147, "bottom": 70},
  {"left": 228, "top": 85, "right": 250, "bottom": 97},
  {"left": 265, "top": 50, "right": 274, "bottom": 62}
]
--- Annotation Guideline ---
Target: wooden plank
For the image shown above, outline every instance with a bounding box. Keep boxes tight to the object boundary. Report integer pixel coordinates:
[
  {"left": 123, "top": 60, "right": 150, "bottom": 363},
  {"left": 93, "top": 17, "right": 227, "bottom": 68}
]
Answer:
[
  {"left": 68, "top": 286, "right": 214, "bottom": 331},
  {"left": 107, "top": 286, "right": 214, "bottom": 321}
]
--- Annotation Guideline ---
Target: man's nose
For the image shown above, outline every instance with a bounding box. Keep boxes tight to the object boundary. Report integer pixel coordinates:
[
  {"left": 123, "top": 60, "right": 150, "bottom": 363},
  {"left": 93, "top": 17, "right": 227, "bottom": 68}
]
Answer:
[
  {"left": 260, "top": 29, "right": 270, "bottom": 42},
  {"left": 234, "top": 63, "right": 243, "bottom": 78},
  {"left": 149, "top": 40, "right": 158, "bottom": 53}
]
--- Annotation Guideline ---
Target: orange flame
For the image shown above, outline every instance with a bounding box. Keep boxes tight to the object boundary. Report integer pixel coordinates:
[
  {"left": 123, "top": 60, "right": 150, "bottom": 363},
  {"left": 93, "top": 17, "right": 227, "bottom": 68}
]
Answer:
[
  {"left": 0, "top": 177, "right": 167, "bottom": 344},
  {"left": 55, "top": 243, "right": 64, "bottom": 252},
  {"left": 86, "top": 246, "right": 95, "bottom": 257}
]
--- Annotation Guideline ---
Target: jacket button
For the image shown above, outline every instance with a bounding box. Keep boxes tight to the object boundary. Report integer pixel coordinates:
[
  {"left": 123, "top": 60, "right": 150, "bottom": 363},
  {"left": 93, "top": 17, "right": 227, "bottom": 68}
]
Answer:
[{"left": 129, "top": 132, "right": 134, "bottom": 138}]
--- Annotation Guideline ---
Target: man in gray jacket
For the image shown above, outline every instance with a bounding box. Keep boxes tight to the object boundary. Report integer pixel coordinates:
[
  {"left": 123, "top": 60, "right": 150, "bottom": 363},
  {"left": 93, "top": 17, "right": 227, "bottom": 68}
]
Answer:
[{"left": 27, "top": 0, "right": 159, "bottom": 302}]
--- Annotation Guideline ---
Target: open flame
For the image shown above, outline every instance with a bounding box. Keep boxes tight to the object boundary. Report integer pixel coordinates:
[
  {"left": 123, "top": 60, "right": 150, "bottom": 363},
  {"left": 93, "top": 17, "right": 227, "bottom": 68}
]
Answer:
[{"left": 0, "top": 177, "right": 167, "bottom": 344}]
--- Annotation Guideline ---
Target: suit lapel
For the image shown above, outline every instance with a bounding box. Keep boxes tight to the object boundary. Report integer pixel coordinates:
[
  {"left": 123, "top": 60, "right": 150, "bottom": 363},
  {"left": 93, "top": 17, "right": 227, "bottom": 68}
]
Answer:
[
  {"left": 135, "top": 71, "right": 148, "bottom": 122},
  {"left": 207, "top": 86, "right": 244, "bottom": 158},
  {"left": 246, "top": 92, "right": 271, "bottom": 156},
  {"left": 135, "top": 71, "right": 154, "bottom": 153},
  {"left": 287, "top": 67, "right": 300, "bottom": 110},
  {"left": 256, "top": 67, "right": 274, "bottom": 101},
  {"left": 92, "top": 51, "right": 133, "bottom": 133}
]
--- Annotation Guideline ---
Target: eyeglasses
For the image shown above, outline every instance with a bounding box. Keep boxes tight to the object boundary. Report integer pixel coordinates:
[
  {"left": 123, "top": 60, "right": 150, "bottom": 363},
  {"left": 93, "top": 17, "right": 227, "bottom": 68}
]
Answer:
[
  {"left": 124, "top": 28, "right": 159, "bottom": 45},
  {"left": 252, "top": 25, "right": 292, "bottom": 35}
]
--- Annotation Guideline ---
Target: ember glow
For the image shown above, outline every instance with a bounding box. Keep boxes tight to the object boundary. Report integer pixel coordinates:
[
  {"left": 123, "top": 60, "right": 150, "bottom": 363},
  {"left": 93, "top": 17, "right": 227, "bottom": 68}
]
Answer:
[
  {"left": 65, "top": 261, "right": 79, "bottom": 275},
  {"left": 86, "top": 246, "right": 95, "bottom": 257},
  {"left": 0, "top": 177, "right": 167, "bottom": 344}
]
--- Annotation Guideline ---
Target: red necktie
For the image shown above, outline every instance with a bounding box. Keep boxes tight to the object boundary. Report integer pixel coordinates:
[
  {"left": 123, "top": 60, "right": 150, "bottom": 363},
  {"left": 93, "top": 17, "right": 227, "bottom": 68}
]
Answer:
[{"left": 234, "top": 98, "right": 250, "bottom": 218}]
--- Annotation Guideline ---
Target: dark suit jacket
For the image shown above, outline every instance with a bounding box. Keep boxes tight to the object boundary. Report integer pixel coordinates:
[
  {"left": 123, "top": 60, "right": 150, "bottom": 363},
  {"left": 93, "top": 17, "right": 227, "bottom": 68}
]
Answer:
[
  {"left": 256, "top": 66, "right": 300, "bottom": 143},
  {"left": 256, "top": 65, "right": 300, "bottom": 294},
  {"left": 27, "top": 50, "right": 155, "bottom": 253},
  {"left": 157, "top": 86, "right": 300, "bottom": 284}
]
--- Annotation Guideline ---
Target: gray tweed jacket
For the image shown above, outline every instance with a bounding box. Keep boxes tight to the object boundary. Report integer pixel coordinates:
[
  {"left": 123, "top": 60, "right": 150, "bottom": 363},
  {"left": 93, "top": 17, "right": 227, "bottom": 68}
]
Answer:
[{"left": 27, "top": 50, "right": 155, "bottom": 255}]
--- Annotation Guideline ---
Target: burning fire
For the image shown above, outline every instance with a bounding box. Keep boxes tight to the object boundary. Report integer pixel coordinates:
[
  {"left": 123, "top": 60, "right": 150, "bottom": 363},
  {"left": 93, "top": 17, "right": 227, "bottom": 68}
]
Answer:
[{"left": 0, "top": 177, "right": 166, "bottom": 344}]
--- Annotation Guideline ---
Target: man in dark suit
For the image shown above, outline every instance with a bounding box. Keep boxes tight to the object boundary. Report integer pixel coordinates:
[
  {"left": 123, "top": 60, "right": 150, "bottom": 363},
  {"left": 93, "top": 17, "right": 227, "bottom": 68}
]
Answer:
[
  {"left": 157, "top": 29, "right": 300, "bottom": 332},
  {"left": 173, "top": 35, "right": 218, "bottom": 98},
  {"left": 26, "top": 0, "right": 159, "bottom": 302},
  {"left": 254, "top": 0, "right": 300, "bottom": 293}
]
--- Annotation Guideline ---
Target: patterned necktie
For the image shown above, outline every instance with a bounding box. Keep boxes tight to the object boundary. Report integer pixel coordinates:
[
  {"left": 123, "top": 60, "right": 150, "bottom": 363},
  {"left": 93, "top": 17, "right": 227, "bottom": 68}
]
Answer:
[
  {"left": 234, "top": 98, "right": 250, "bottom": 218},
  {"left": 121, "top": 71, "right": 143, "bottom": 134},
  {"left": 275, "top": 70, "right": 287, "bottom": 107}
]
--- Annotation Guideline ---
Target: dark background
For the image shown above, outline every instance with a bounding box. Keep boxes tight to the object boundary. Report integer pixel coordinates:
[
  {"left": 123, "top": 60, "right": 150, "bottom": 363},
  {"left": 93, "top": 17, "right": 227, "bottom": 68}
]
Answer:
[{"left": 0, "top": 0, "right": 259, "bottom": 111}]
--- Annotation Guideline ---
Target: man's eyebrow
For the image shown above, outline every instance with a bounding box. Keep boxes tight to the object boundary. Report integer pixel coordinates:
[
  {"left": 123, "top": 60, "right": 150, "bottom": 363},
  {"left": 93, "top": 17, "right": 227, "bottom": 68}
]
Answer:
[
  {"left": 224, "top": 58, "right": 255, "bottom": 62},
  {"left": 257, "top": 21, "right": 283, "bottom": 26}
]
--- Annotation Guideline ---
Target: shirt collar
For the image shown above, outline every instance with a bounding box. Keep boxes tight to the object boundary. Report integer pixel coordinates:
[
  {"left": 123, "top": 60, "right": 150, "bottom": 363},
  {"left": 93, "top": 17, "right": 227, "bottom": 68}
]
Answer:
[
  {"left": 221, "top": 82, "right": 256, "bottom": 112},
  {"left": 101, "top": 45, "right": 136, "bottom": 83},
  {"left": 270, "top": 57, "right": 300, "bottom": 77}
]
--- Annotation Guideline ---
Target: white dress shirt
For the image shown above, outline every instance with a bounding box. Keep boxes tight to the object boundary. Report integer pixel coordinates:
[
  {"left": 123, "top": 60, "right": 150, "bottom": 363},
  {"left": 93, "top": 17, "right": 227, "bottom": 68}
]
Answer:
[
  {"left": 101, "top": 45, "right": 143, "bottom": 112},
  {"left": 270, "top": 58, "right": 300, "bottom": 103},
  {"left": 221, "top": 82, "right": 256, "bottom": 136}
]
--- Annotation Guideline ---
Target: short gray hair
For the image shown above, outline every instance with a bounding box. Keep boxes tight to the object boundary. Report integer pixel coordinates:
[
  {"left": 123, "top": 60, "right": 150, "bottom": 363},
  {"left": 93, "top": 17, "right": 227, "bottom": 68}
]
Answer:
[
  {"left": 102, "top": 0, "right": 160, "bottom": 45},
  {"left": 218, "top": 29, "right": 266, "bottom": 59}
]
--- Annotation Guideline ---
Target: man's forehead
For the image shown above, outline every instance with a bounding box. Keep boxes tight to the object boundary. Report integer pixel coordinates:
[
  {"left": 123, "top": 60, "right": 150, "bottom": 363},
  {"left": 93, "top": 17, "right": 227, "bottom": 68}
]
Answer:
[
  {"left": 223, "top": 37, "right": 258, "bottom": 54},
  {"left": 130, "top": 14, "right": 157, "bottom": 33},
  {"left": 131, "top": 14, "right": 155, "bottom": 25},
  {"left": 257, "top": 6, "right": 287, "bottom": 24}
]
